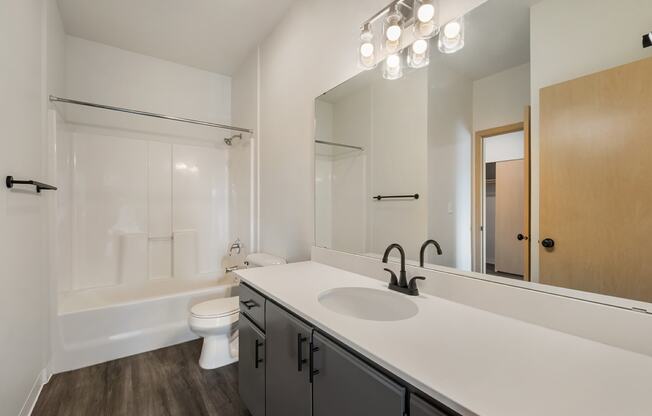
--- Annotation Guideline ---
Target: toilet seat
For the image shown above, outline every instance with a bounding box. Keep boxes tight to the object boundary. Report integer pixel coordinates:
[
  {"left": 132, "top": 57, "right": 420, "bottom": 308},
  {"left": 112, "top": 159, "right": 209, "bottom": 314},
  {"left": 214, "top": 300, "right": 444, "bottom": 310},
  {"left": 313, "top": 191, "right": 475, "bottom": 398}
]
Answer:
[{"left": 191, "top": 297, "right": 239, "bottom": 319}]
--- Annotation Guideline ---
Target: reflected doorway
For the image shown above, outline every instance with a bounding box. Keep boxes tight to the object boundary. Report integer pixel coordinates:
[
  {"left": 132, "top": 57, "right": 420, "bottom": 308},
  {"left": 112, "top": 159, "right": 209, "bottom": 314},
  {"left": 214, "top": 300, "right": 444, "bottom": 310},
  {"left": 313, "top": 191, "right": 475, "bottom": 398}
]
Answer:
[{"left": 474, "top": 108, "right": 531, "bottom": 280}]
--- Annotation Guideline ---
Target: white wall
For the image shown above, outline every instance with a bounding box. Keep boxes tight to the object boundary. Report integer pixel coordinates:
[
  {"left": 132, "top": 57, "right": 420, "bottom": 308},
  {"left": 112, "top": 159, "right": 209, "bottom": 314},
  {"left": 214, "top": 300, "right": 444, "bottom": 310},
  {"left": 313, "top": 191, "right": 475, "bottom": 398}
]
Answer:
[
  {"left": 314, "top": 99, "right": 334, "bottom": 248},
  {"left": 315, "top": 156, "right": 333, "bottom": 247},
  {"left": 231, "top": 49, "right": 260, "bottom": 256},
  {"left": 370, "top": 69, "right": 429, "bottom": 260},
  {"left": 484, "top": 131, "right": 524, "bottom": 163},
  {"left": 331, "top": 88, "right": 369, "bottom": 255},
  {"left": 473, "top": 63, "right": 530, "bottom": 132},
  {"left": 1, "top": 0, "right": 64, "bottom": 414},
  {"left": 530, "top": 0, "right": 652, "bottom": 282},
  {"left": 64, "top": 36, "right": 231, "bottom": 142},
  {"left": 254, "top": 0, "right": 485, "bottom": 262},
  {"left": 428, "top": 53, "right": 473, "bottom": 269}
]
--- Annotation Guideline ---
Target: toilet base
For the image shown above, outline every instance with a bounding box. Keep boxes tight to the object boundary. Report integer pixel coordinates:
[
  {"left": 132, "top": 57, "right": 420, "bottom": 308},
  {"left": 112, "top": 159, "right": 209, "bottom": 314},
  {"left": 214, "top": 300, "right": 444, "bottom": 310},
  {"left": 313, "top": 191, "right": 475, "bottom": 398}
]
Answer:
[{"left": 198, "top": 333, "right": 239, "bottom": 370}]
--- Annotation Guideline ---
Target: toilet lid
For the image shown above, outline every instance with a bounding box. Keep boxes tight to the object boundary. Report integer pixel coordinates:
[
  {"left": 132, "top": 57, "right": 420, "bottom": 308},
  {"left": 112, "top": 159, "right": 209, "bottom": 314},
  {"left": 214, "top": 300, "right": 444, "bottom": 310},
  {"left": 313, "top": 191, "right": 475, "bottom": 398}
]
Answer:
[{"left": 191, "top": 297, "right": 239, "bottom": 318}]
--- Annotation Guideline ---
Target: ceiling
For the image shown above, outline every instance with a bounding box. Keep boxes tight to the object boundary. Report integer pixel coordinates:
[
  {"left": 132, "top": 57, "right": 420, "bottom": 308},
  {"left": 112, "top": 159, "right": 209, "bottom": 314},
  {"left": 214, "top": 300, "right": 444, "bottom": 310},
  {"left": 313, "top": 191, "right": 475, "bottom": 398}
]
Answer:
[
  {"left": 440, "top": 0, "right": 532, "bottom": 80},
  {"left": 57, "top": 0, "right": 296, "bottom": 75}
]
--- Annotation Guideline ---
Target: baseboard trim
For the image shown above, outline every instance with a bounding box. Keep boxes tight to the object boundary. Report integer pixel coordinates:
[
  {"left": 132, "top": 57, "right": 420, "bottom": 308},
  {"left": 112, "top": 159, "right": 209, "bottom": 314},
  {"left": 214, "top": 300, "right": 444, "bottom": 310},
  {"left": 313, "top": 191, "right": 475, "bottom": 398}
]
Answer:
[{"left": 19, "top": 366, "right": 49, "bottom": 416}]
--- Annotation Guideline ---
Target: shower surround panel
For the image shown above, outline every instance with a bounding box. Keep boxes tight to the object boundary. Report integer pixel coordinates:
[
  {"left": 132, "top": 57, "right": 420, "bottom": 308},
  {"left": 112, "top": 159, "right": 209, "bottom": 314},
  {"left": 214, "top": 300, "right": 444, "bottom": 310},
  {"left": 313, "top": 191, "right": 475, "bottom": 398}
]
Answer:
[{"left": 56, "top": 125, "right": 231, "bottom": 292}]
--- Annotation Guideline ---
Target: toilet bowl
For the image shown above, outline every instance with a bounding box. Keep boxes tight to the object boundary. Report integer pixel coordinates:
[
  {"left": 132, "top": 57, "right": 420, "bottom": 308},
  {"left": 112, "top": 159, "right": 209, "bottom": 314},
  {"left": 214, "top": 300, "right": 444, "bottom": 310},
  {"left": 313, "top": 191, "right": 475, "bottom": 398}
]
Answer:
[
  {"left": 189, "top": 252, "right": 286, "bottom": 369},
  {"left": 189, "top": 297, "right": 240, "bottom": 369}
]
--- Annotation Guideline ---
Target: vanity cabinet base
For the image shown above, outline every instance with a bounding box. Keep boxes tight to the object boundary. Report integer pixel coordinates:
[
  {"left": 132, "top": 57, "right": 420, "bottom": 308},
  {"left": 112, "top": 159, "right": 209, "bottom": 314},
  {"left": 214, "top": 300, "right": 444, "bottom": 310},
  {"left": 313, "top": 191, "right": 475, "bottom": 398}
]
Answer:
[
  {"left": 239, "top": 314, "right": 265, "bottom": 416},
  {"left": 266, "top": 301, "right": 312, "bottom": 416},
  {"left": 312, "top": 332, "right": 406, "bottom": 416}
]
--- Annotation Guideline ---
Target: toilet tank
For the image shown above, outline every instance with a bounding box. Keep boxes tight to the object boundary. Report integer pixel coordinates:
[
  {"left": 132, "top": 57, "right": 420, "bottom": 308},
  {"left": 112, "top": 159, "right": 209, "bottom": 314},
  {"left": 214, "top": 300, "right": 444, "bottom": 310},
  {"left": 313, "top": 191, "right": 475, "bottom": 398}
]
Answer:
[{"left": 245, "top": 253, "right": 287, "bottom": 268}]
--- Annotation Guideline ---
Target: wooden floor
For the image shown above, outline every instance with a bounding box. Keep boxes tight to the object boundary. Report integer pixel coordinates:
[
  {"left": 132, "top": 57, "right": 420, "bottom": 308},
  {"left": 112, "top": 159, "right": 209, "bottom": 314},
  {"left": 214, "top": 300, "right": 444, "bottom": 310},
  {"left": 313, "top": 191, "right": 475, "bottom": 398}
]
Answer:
[{"left": 33, "top": 340, "right": 251, "bottom": 416}]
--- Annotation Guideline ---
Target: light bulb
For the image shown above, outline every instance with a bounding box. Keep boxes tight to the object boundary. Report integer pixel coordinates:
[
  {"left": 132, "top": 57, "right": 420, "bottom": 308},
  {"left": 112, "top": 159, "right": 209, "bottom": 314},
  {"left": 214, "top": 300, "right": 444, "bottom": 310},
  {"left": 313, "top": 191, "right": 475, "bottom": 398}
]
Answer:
[
  {"left": 412, "top": 39, "right": 428, "bottom": 54},
  {"left": 383, "top": 5, "right": 403, "bottom": 53},
  {"left": 417, "top": 4, "right": 435, "bottom": 23},
  {"left": 408, "top": 39, "right": 429, "bottom": 68},
  {"left": 386, "top": 25, "right": 402, "bottom": 42},
  {"left": 387, "top": 54, "right": 400, "bottom": 68},
  {"left": 443, "top": 21, "right": 461, "bottom": 38},
  {"left": 360, "top": 42, "right": 374, "bottom": 58},
  {"left": 414, "top": 0, "right": 439, "bottom": 39},
  {"left": 438, "top": 16, "right": 465, "bottom": 54},
  {"left": 358, "top": 23, "right": 376, "bottom": 70},
  {"left": 383, "top": 53, "right": 403, "bottom": 80}
]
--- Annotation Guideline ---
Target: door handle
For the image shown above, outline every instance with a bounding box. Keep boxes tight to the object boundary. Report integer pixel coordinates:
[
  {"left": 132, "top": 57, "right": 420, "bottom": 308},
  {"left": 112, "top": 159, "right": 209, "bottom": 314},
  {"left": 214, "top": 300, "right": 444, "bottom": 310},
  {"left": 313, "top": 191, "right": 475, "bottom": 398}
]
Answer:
[
  {"left": 541, "top": 238, "right": 555, "bottom": 248},
  {"left": 517, "top": 234, "right": 529, "bottom": 241},
  {"left": 309, "top": 342, "right": 320, "bottom": 383},
  {"left": 254, "top": 339, "right": 263, "bottom": 368},
  {"left": 297, "top": 334, "right": 308, "bottom": 372}
]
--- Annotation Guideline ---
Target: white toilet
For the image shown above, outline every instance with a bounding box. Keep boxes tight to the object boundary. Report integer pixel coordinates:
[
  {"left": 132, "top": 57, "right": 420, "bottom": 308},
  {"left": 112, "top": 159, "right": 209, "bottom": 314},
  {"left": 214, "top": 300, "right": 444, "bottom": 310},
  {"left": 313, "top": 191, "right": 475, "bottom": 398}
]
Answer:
[{"left": 189, "top": 253, "right": 286, "bottom": 370}]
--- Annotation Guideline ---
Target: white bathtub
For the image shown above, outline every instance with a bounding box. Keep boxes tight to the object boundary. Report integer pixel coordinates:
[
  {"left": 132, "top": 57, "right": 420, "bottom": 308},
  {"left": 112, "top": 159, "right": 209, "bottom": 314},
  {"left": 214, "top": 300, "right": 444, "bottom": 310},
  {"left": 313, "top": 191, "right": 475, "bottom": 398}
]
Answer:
[{"left": 52, "top": 275, "right": 239, "bottom": 373}]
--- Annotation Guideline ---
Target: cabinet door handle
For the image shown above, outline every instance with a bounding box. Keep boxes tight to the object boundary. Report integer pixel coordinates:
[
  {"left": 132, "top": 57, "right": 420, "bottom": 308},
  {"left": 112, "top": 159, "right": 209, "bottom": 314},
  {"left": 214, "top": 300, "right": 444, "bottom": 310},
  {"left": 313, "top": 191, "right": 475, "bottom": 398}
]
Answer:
[
  {"left": 240, "top": 299, "right": 257, "bottom": 310},
  {"left": 309, "top": 342, "right": 320, "bottom": 383},
  {"left": 254, "top": 339, "right": 264, "bottom": 369},
  {"left": 297, "top": 334, "right": 308, "bottom": 372}
]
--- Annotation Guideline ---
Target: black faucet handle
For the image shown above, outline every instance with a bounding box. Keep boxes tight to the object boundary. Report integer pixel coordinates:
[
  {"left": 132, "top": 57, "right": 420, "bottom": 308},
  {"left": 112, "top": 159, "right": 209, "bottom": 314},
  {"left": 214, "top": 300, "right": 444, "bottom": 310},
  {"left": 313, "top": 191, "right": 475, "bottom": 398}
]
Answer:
[
  {"left": 383, "top": 268, "right": 399, "bottom": 286},
  {"left": 408, "top": 276, "right": 425, "bottom": 291}
]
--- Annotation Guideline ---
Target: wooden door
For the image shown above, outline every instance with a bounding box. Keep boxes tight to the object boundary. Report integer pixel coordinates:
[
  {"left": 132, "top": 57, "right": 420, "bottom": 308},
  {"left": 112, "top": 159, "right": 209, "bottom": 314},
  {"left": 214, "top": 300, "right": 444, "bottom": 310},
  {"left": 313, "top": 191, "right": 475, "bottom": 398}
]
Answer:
[
  {"left": 540, "top": 56, "right": 652, "bottom": 302},
  {"left": 495, "top": 159, "right": 525, "bottom": 275}
]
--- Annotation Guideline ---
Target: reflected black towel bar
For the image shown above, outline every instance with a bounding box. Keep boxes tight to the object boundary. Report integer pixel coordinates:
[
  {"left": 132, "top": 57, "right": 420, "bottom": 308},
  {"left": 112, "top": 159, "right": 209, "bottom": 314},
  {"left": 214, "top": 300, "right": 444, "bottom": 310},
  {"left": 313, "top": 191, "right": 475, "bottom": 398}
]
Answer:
[
  {"left": 6, "top": 176, "right": 58, "bottom": 193},
  {"left": 373, "top": 194, "right": 419, "bottom": 201}
]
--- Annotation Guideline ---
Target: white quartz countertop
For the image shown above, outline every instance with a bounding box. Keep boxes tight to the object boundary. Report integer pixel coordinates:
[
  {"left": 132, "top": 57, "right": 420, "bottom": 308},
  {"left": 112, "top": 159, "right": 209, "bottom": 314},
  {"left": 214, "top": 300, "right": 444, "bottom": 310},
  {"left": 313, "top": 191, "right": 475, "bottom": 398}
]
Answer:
[{"left": 236, "top": 261, "right": 652, "bottom": 416}]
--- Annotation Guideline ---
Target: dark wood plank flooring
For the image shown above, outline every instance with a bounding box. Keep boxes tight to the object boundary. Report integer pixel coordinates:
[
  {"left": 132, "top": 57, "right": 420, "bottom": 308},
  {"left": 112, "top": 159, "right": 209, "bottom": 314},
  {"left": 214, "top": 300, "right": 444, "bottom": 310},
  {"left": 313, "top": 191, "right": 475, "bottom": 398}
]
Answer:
[{"left": 33, "top": 340, "right": 251, "bottom": 416}]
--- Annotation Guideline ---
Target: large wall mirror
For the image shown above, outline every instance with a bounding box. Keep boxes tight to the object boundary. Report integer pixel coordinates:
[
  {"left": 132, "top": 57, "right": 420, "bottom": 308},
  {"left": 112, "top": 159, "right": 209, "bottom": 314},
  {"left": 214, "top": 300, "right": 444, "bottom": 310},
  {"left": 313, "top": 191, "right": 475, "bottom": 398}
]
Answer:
[{"left": 314, "top": 0, "right": 652, "bottom": 306}]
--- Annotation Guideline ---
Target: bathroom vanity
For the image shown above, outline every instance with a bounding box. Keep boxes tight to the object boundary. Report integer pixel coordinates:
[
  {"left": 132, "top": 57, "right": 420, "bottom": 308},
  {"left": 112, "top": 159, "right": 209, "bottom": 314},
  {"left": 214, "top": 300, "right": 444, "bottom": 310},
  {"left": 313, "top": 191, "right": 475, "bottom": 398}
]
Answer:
[
  {"left": 237, "top": 264, "right": 449, "bottom": 416},
  {"left": 236, "top": 261, "right": 652, "bottom": 416}
]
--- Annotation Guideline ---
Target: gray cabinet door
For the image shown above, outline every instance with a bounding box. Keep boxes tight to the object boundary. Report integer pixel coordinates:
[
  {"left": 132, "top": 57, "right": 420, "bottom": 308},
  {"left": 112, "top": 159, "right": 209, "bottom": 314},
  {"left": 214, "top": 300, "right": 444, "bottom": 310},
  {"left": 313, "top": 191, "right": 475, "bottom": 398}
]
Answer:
[
  {"left": 265, "top": 301, "right": 312, "bottom": 416},
  {"left": 411, "top": 394, "right": 449, "bottom": 416},
  {"left": 239, "top": 315, "right": 265, "bottom": 416},
  {"left": 312, "top": 332, "right": 406, "bottom": 416}
]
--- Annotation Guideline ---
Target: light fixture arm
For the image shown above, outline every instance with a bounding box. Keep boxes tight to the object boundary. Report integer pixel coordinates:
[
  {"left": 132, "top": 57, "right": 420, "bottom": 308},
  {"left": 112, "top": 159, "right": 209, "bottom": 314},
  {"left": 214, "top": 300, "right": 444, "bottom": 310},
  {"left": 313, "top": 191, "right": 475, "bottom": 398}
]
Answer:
[{"left": 361, "top": 0, "right": 414, "bottom": 29}]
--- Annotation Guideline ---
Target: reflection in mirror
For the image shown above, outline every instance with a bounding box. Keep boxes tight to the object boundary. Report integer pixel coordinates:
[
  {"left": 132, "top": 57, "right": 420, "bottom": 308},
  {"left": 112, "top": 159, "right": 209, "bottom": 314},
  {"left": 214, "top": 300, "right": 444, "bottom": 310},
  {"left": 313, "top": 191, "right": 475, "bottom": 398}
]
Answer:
[{"left": 315, "top": 0, "right": 652, "bottom": 305}]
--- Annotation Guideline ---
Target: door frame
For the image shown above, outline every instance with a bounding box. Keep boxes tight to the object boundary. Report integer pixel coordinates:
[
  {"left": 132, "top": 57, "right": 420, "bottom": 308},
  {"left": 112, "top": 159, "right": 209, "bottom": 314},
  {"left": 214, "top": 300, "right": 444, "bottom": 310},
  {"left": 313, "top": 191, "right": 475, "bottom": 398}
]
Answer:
[{"left": 473, "top": 106, "right": 531, "bottom": 280}]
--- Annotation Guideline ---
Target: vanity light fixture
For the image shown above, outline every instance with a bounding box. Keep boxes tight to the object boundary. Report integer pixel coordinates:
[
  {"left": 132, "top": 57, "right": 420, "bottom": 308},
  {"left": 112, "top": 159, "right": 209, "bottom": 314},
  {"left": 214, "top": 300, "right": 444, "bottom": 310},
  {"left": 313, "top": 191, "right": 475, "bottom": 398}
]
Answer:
[
  {"left": 359, "top": 0, "right": 467, "bottom": 81},
  {"left": 383, "top": 52, "right": 404, "bottom": 80},
  {"left": 383, "top": 4, "right": 404, "bottom": 53},
  {"left": 644, "top": 32, "right": 652, "bottom": 48},
  {"left": 408, "top": 39, "right": 429, "bottom": 68},
  {"left": 359, "top": 23, "right": 377, "bottom": 69},
  {"left": 438, "top": 16, "right": 465, "bottom": 54},
  {"left": 414, "top": 0, "right": 439, "bottom": 39}
]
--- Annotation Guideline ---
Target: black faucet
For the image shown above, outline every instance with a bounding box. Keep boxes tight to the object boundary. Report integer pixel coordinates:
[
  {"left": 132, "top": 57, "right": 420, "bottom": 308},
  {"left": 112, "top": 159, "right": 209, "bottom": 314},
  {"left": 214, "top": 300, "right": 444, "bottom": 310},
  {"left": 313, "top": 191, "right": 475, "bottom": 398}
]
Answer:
[
  {"left": 382, "top": 243, "right": 424, "bottom": 296},
  {"left": 419, "top": 239, "right": 442, "bottom": 267}
]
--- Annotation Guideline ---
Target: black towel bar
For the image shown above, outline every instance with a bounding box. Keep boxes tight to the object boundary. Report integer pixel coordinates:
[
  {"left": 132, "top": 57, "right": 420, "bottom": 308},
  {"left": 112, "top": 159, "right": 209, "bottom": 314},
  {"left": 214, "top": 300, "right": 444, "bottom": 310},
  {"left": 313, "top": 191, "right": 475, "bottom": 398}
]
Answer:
[
  {"left": 373, "top": 194, "right": 419, "bottom": 201},
  {"left": 6, "top": 176, "right": 58, "bottom": 193}
]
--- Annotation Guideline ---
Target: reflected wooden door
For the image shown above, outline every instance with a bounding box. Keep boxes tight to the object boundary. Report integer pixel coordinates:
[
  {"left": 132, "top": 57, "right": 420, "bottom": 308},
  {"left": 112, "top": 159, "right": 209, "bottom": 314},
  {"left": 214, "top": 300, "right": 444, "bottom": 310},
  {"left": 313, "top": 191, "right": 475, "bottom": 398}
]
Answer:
[
  {"left": 539, "top": 56, "right": 652, "bottom": 302},
  {"left": 495, "top": 159, "right": 524, "bottom": 275}
]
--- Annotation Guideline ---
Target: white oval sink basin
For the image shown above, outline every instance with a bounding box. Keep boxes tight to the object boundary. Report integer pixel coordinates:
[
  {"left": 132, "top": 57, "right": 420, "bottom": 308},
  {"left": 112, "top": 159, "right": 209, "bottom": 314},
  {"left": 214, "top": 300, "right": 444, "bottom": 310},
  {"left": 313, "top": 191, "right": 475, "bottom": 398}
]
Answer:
[{"left": 318, "top": 287, "right": 418, "bottom": 322}]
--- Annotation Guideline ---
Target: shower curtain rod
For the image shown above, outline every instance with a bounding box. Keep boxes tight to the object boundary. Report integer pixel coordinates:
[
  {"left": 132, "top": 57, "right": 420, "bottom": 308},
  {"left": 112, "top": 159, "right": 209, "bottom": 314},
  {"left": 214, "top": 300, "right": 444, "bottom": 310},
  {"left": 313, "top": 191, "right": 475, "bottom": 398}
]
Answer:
[{"left": 49, "top": 95, "right": 253, "bottom": 134}]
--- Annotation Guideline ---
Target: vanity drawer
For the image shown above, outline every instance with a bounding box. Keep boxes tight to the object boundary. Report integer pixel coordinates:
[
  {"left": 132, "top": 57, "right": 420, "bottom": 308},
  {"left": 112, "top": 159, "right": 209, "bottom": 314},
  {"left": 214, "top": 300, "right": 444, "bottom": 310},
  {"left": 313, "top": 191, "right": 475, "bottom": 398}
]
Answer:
[{"left": 240, "top": 283, "right": 266, "bottom": 330}]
